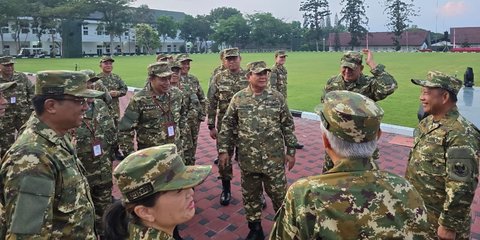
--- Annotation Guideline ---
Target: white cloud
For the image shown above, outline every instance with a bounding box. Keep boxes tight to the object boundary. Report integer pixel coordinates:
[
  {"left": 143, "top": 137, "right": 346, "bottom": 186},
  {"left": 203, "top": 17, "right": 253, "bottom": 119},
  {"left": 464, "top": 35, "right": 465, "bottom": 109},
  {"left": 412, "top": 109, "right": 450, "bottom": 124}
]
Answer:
[{"left": 439, "top": 1, "right": 468, "bottom": 17}]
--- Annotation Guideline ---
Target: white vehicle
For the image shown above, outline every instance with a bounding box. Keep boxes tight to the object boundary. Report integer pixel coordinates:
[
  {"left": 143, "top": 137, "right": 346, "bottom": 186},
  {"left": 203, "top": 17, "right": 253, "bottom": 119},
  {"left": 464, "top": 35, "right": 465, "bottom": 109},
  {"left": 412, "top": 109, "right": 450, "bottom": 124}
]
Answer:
[{"left": 17, "top": 48, "right": 46, "bottom": 58}]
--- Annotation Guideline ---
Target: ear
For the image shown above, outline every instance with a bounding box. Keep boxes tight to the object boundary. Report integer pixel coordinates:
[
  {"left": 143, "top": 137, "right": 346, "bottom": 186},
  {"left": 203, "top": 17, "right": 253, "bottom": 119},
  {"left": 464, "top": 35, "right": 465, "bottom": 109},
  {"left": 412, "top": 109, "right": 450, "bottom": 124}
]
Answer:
[
  {"left": 43, "top": 99, "right": 58, "bottom": 114},
  {"left": 322, "top": 133, "right": 331, "bottom": 150},
  {"left": 133, "top": 205, "right": 155, "bottom": 223},
  {"left": 441, "top": 90, "right": 450, "bottom": 104}
]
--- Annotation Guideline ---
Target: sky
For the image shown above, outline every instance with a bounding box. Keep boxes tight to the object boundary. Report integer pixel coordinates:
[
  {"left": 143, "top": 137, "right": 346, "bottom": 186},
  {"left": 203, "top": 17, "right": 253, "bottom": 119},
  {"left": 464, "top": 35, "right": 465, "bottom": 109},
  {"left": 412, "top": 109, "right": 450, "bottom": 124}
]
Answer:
[{"left": 133, "top": 0, "right": 480, "bottom": 33}]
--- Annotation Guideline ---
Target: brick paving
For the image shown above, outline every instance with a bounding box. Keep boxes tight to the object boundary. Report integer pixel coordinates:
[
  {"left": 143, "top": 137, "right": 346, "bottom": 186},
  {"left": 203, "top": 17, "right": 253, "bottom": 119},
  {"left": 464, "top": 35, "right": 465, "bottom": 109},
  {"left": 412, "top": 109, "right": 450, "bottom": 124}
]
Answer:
[{"left": 114, "top": 92, "right": 480, "bottom": 240}]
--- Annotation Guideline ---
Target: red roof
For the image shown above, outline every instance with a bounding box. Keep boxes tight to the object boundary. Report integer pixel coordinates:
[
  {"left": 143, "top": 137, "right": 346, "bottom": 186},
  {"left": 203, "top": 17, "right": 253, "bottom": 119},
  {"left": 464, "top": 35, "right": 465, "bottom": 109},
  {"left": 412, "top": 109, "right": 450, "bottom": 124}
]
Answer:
[
  {"left": 450, "top": 27, "right": 480, "bottom": 44},
  {"left": 328, "top": 29, "right": 429, "bottom": 47}
]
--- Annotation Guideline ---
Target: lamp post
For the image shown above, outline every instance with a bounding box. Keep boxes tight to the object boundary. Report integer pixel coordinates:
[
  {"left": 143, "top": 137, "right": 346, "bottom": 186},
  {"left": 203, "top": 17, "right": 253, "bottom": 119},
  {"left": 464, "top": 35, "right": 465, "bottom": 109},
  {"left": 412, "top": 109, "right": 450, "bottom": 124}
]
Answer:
[{"left": 323, "top": 37, "right": 326, "bottom": 52}]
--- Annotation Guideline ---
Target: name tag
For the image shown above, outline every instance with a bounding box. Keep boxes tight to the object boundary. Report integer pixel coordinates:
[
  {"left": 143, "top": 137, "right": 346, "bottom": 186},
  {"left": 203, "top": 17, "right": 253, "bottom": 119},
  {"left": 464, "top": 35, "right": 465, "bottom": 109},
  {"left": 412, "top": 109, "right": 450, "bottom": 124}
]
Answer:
[
  {"left": 166, "top": 122, "right": 175, "bottom": 138},
  {"left": 10, "top": 96, "right": 16, "bottom": 104},
  {"left": 92, "top": 140, "right": 102, "bottom": 157}
]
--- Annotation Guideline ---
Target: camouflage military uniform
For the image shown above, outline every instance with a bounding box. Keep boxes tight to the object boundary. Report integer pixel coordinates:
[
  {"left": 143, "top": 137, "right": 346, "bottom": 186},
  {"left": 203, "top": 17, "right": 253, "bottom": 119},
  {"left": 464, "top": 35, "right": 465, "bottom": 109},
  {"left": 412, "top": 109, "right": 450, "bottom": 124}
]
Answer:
[
  {"left": 270, "top": 90, "right": 429, "bottom": 239},
  {"left": 73, "top": 99, "right": 116, "bottom": 235},
  {"left": 406, "top": 71, "right": 480, "bottom": 239},
  {"left": 0, "top": 70, "right": 101, "bottom": 239},
  {"left": 269, "top": 63, "right": 287, "bottom": 98},
  {"left": 208, "top": 68, "right": 249, "bottom": 179},
  {"left": 321, "top": 52, "right": 398, "bottom": 172},
  {"left": 128, "top": 223, "right": 175, "bottom": 240},
  {"left": 179, "top": 73, "right": 206, "bottom": 165},
  {"left": 218, "top": 83, "right": 297, "bottom": 222},
  {"left": 0, "top": 69, "right": 34, "bottom": 157},
  {"left": 209, "top": 64, "right": 226, "bottom": 85},
  {"left": 118, "top": 63, "right": 185, "bottom": 157},
  {"left": 96, "top": 71, "right": 128, "bottom": 121}
]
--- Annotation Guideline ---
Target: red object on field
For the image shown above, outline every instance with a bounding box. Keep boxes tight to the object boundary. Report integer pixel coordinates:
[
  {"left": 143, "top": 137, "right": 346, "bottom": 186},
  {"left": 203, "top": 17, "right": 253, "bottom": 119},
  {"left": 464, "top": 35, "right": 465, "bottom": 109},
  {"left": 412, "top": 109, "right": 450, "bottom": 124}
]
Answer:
[{"left": 451, "top": 47, "right": 480, "bottom": 52}]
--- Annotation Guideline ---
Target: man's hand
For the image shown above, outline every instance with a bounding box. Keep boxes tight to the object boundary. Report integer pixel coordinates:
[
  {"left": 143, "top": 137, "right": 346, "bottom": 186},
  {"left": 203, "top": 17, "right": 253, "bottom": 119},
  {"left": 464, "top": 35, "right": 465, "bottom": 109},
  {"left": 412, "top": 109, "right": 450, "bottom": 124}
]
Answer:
[
  {"left": 109, "top": 90, "right": 120, "bottom": 97},
  {"left": 437, "top": 225, "right": 456, "bottom": 240},
  {"left": 285, "top": 155, "right": 295, "bottom": 171},
  {"left": 362, "top": 49, "right": 377, "bottom": 69},
  {"left": 218, "top": 152, "right": 230, "bottom": 168},
  {"left": 209, "top": 128, "right": 217, "bottom": 139}
]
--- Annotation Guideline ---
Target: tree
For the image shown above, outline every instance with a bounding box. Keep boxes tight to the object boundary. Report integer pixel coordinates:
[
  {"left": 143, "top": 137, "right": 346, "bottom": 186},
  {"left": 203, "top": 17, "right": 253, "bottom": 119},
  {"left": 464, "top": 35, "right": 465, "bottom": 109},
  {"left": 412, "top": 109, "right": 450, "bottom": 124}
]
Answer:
[
  {"left": 156, "top": 16, "right": 178, "bottom": 52},
  {"left": 211, "top": 15, "right": 250, "bottom": 48},
  {"left": 340, "top": 0, "right": 369, "bottom": 50},
  {"left": 289, "top": 21, "right": 305, "bottom": 51},
  {"left": 247, "top": 13, "right": 290, "bottom": 49},
  {"left": 299, "top": 0, "right": 330, "bottom": 51},
  {"left": 383, "top": 0, "right": 418, "bottom": 51},
  {"left": 178, "top": 14, "right": 196, "bottom": 48},
  {"left": 191, "top": 15, "right": 213, "bottom": 53},
  {"left": 134, "top": 23, "right": 160, "bottom": 54},
  {"left": 92, "top": 0, "right": 134, "bottom": 55},
  {"left": 207, "top": 7, "right": 242, "bottom": 24}
]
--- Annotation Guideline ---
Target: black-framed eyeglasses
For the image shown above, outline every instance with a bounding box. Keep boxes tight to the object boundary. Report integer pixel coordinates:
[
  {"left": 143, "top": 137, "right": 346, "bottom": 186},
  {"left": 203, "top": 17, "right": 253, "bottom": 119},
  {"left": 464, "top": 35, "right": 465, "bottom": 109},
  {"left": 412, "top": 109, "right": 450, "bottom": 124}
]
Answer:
[{"left": 51, "top": 96, "right": 87, "bottom": 105}]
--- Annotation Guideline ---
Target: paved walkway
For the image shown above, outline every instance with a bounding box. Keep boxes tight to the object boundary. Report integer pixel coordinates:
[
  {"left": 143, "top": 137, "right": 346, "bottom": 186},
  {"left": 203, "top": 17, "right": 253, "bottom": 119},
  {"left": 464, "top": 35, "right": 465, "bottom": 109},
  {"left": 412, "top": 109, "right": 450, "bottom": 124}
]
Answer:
[{"left": 114, "top": 92, "right": 480, "bottom": 240}]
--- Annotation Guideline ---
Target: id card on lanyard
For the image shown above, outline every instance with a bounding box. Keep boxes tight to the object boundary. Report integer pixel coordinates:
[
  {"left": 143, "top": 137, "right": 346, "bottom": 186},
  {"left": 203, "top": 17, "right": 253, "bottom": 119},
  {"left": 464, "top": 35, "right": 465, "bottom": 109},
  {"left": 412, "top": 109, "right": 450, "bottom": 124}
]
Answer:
[
  {"left": 165, "top": 122, "right": 176, "bottom": 138},
  {"left": 92, "top": 139, "right": 103, "bottom": 157}
]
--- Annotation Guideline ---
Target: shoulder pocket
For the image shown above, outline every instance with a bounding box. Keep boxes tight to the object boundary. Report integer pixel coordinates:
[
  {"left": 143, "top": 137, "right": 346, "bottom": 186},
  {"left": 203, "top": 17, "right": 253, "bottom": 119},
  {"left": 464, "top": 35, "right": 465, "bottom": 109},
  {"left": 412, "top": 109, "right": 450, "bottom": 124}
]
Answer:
[
  {"left": 447, "top": 147, "right": 477, "bottom": 182},
  {"left": 11, "top": 176, "right": 54, "bottom": 234}
]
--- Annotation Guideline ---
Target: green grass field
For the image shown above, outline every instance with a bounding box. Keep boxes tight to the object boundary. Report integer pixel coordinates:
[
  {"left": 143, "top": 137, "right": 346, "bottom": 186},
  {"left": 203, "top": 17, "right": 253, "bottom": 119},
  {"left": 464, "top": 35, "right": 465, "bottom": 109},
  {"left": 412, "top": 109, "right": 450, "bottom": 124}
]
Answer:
[{"left": 13, "top": 52, "right": 480, "bottom": 128}]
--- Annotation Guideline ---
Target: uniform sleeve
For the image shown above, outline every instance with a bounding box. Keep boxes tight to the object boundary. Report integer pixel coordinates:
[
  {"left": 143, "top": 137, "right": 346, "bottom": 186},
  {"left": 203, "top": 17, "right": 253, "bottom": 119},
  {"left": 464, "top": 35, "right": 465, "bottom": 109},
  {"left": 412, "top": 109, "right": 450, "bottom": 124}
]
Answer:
[
  {"left": 97, "top": 81, "right": 113, "bottom": 105},
  {"left": 1, "top": 149, "right": 56, "bottom": 239},
  {"left": 24, "top": 74, "right": 35, "bottom": 108},
  {"left": 217, "top": 96, "right": 237, "bottom": 153},
  {"left": 439, "top": 132, "right": 479, "bottom": 230},
  {"left": 172, "top": 91, "right": 184, "bottom": 153},
  {"left": 118, "top": 98, "right": 140, "bottom": 156},
  {"left": 269, "top": 185, "right": 300, "bottom": 240},
  {"left": 97, "top": 101, "right": 117, "bottom": 147},
  {"left": 197, "top": 83, "right": 207, "bottom": 118},
  {"left": 368, "top": 64, "right": 398, "bottom": 101},
  {"left": 207, "top": 75, "right": 219, "bottom": 127},
  {"left": 116, "top": 75, "right": 128, "bottom": 97},
  {"left": 321, "top": 76, "right": 337, "bottom": 103},
  {"left": 269, "top": 69, "right": 278, "bottom": 91},
  {"left": 280, "top": 98, "right": 297, "bottom": 155}
]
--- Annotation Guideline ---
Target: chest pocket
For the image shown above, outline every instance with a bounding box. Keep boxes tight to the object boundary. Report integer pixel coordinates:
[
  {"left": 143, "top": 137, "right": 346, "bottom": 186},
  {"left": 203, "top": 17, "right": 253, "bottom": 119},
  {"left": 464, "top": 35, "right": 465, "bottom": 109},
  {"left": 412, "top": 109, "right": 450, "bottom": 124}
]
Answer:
[
  {"left": 417, "top": 136, "right": 446, "bottom": 176},
  {"left": 141, "top": 104, "right": 162, "bottom": 128},
  {"left": 218, "top": 85, "right": 233, "bottom": 102},
  {"left": 57, "top": 156, "right": 86, "bottom": 213}
]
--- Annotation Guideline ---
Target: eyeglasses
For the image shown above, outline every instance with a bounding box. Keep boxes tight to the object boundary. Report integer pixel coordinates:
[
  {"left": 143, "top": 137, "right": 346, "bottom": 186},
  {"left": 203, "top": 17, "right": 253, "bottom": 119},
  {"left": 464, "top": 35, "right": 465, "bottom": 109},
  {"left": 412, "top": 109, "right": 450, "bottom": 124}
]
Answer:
[{"left": 53, "top": 96, "right": 87, "bottom": 105}]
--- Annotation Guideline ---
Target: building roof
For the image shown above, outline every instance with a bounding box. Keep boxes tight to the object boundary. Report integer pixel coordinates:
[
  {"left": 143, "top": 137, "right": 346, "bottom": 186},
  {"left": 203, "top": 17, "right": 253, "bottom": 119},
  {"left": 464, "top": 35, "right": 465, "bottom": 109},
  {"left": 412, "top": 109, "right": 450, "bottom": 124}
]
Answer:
[
  {"left": 86, "top": 7, "right": 186, "bottom": 22},
  {"left": 328, "top": 29, "right": 429, "bottom": 47},
  {"left": 450, "top": 27, "right": 480, "bottom": 44}
]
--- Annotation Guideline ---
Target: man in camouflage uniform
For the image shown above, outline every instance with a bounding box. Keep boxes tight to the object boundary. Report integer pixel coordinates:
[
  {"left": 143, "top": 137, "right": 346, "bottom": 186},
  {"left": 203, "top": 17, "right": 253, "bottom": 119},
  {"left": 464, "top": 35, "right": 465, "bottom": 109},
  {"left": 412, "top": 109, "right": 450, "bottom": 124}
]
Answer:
[
  {"left": 80, "top": 69, "right": 112, "bottom": 105},
  {"left": 207, "top": 47, "right": 249, "bottom": 206},
  {"left": 176, "top": 54, "right": 206, "bottom": 166},
  {"left": 270, "top": 90, "right": 429, "bottom": 240},
  {"left": 270, "top": 50, "right": 304, "bottom": 150},
  {"left": 96, "top": 56, "right": 128, "bottom": 121},
  {"left": 118, "top": 62, "right": 184, "bottom": 157},
  {"left": 156, "top": 53, "right": 168, "bottom": 62},
  {"left": 321, "top": 49, "right": 397, "bottom": 172},
  {"left": 0, "top": 82, "right": 16, "bottom": 117},
  {"left": 209, "top": 49, "right": 227, "bottom": 85},
  {"left": 218, "top": 61, "right": 297, "bottom": 240},
  {"left": 72, "top": 74, "right": 117, "bottom": 237},
  {"left": 406, "top": 71, "right": 480, "bottom": 240},
  {"left": 0, "top": 70, "right": 100, "bottom": 239},
  {"left": 0, "top": 56, "right": 34, "bottom": 157}
]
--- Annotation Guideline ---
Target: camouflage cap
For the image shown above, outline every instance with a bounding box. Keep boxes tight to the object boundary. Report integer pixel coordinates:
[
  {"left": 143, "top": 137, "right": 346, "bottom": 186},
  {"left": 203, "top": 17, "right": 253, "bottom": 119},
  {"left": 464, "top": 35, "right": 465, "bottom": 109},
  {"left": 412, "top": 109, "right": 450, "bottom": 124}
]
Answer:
[
  {"left": 246, "top": 61, "right": 271, "bottom": 74},
  {"left": 223, "top": 48, "right": 240, "bottom": 58},
  {"left": 80, "top": 69, "right": 100, "bottom": 83},
  {"left": 156, "top": 53, "right": 168, "bottom": 62},
  {"left": 340, "top": 51, "right": 362, "bottom": 70},
  {"left": 317, "top": 90, "right": 384, "bottom": 143},
  {"left": 114, "top": 144, "right": 212, "bottom": 203},
  {"left": 99, "top": 55, "right": 115, "bottom": 63},
  {"left": 147, "top": 62, "right": 173, "bottom": 77},
  {"left": 0, "top": 81, "right": 16, "bottom": 92},
  {"left": 411, "top": 70, "right": 463, "bottom": 95},
  {"left": 35, "top": 70, "right": 104, "bottom": 98},
  {"left": 176, "top": 53, "right": 192, "bottom": 62},
  {"left": 275, "top": 50, "right": 288, "bottom": 57},
  {"left": 0, "top": 56, "right": 15, "bottom": 65},
  {"left": 170, "top": 61, "right": 181, "bottom": 70}
]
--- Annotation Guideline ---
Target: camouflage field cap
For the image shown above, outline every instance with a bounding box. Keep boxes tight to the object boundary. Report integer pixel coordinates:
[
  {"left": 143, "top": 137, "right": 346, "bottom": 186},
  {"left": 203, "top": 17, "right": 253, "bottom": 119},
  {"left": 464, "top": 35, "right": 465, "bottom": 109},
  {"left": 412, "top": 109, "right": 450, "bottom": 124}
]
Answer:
[
  {"left": 114, "top": 144, "right": 212, "bottom": 203},
  {"left": 246, "top": 61, "right": 271, "bottom": 74},
  {"left": 275, "top": 50, "right": 288, "bottom": 57},
  {"left": 170, "top": 61, "right": 181, "bottom": 70},
  {"left": 317, "top": 90, "right": 384, "bottom": 143},
  {"left": 148, "top": 62, "right": 174, "bottom": 77},
  {"left": 223, "top": 48, "right": 240, "bottom": 58},
  {"left": 0, "top": 81, "right": 16, "bottom": 92},
  {"left": 176, "top": 53, "right": 192, "bottom": 62},
  {"left": 156, "top": 53, "right": 168, "bottom": 62},
  {"left": 411, "top": 70, "right": 463, "bottom": 95},
  {"left": 80, "top": 69, "right": 100, "bottom": 83},
  {"left": 340, "top": 51, "right": 363, "bottom": 70},
  {"left": 0, "top": 56, "right": 15, "bottom": 65},
  {"left": 35, "top": 70, "right": 104, "bottom": 97},
  {"left": 99, "top": 55, "right": 115, "bottom": 63}
]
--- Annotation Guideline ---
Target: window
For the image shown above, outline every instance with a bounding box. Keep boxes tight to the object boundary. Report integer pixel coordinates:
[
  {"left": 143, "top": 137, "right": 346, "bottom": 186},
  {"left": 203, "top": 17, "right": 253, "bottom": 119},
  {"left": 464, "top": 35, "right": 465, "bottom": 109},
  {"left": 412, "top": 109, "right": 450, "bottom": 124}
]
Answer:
[
  {"left": 49, "top": 29, "right": 56, "bottom": 34},
  {"left": 21, "top": 28, "right": 29, "bottom": 34},
  {"left": 1, "top": 27, "right": 8, "bottom": 33},
  {"left": 124, "top": 31, "right": 129, "bottom": 36},
  {"left": 32, "top": 28, "right": 38, "bottom": 34},
  {"left": 83, "top": 26, "right": 88, "bottom": 36}
]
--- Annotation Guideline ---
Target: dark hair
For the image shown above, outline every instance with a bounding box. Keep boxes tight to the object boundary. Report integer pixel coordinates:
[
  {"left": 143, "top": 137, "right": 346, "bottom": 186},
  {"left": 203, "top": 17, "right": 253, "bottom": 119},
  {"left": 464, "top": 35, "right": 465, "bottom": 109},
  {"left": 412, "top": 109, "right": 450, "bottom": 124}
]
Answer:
[
  {"left": 437, "top": 88, "right": 458, "bottom": 103},
  {"left": 103, "top": 192, "right": 163, "bottom": 240},
  {"left": 32, "top": 95, "right": 48, "bottom": 115}
]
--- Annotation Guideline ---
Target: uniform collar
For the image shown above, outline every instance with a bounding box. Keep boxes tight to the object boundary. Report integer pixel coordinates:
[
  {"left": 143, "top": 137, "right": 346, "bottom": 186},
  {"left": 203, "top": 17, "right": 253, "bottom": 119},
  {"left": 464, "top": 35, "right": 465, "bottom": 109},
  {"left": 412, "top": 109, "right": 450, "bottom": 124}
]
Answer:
[
  {"left": 128, "top": 222, "right": 174, "bottom": 240},
  {"left": 30, "top": 114, "right": 71, "bottom": 149},
  {"left": 325, "top": 156, "right": 374, "bottom": 174},
  {"left": 245, "top": 85, "right": 272, "bottom": 99}
]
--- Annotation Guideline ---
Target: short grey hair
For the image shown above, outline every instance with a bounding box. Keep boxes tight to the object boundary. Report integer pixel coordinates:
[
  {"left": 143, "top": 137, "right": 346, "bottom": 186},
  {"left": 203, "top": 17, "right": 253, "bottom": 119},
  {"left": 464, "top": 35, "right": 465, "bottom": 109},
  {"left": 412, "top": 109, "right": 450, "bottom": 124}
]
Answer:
[{"left": 320, "top": 121, "right": 377, "bottom": 159}]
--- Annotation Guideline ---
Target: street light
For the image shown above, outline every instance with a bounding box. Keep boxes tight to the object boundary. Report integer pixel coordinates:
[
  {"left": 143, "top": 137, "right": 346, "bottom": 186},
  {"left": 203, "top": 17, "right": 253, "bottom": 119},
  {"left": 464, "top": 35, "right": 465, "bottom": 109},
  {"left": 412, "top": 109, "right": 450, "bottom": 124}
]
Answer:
[{"left": 323, "top": 37, "right": 325, "bottom": 52}]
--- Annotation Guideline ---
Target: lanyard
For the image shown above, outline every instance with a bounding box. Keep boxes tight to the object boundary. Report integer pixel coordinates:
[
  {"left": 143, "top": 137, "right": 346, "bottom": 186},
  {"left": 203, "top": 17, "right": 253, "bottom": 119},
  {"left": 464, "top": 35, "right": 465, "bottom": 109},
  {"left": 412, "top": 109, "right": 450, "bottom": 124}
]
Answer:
[
  {"left": 83, "top": 103, "right": 97, "bottom": 136},
  {"left": 150, "top": 92, "right": 172, "bottom": 121}
]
